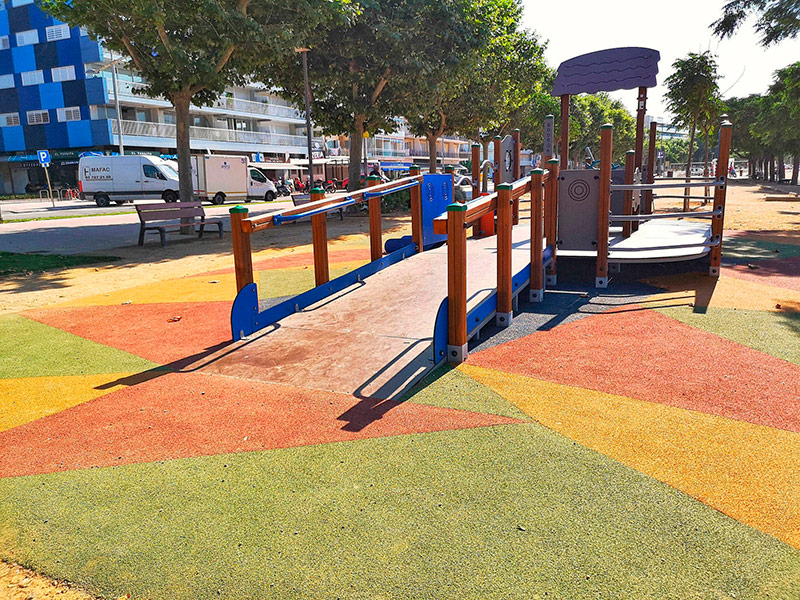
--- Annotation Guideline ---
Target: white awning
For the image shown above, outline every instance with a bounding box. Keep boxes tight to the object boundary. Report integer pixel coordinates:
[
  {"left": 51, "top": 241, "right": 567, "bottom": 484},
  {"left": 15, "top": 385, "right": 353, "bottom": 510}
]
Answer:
[{"left": 251, "top": 162, "right": 306, "bottom": 170}]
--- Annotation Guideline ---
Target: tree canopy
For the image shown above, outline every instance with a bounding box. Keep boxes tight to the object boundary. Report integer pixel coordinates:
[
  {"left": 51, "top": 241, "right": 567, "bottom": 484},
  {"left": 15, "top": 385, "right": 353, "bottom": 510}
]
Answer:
[
  {"left": 44, "top": 0, "right": 347, "bottom": 201},
  {"left": 712, "top": 0, "right": 800, "bottom": 46},
  {"left": 567, "top": 93, "right": 635, "bottom": 164},
  {"left": 260, "top": 0, "right": 488, "bottom": 188}
]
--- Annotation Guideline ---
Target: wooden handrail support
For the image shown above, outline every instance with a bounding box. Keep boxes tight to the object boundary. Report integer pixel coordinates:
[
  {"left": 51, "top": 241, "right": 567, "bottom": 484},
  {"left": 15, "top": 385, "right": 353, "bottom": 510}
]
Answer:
[
  {"left": 409, "top": 165, "right": 423, "bottom": 252},
  {"left": 496, "top": 183, "right": 514, "bottom": 327},
  {"left": 623, "top": 151, "right": 634, "bottom": 238},
  {"left": 366, "top": 175, "right": 383, "bottom": 261},
  {"left": 597, "top": 124, "right": 613, "bottom": 288},
  {"left": 310, "top": 187, "right": 329, "bottom": 286},
  {"left": 545, "top": 158, "right": 559, "bottom": 284},
  {"left": 646, "top": 120, "right": 657, "bottom": 214},
  {"left": 709, "top": 120, "right": 733, "bottom": 276},
  {"left": 230, "top": 205, "right": 254, "bottom": 294},
  {"left": 512, "top": 129, "right": 521, "bottom": 225},
  {"left": 530, "top": 169, "right": 545, "bottom": 302},
  {"left": 493, "top": 135, "right": 502, "bottom": 189},
  {"left": 447, "top": 202, "right": 468, "bottom": 363}
]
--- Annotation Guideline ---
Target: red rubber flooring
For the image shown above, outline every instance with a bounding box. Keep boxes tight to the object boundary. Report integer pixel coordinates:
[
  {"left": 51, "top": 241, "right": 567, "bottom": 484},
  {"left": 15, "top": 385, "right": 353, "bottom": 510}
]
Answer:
[
  {"left": 723, "top": 256, "right": 800, "bottom": 292},
  {"left": 24, "top": 302, "right": 232, "bottom": 367},
  {"left": 468, "top": 307, "right": 800, "bottom": 432},
  {"left": 0, "top": 371, "right": 520, "bottom": 478}
]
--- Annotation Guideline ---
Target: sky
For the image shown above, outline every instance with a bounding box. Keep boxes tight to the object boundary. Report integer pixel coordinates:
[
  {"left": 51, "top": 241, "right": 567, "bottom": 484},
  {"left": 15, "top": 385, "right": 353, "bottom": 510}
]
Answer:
[{"left": 522, "top": 0, "right": 800, "bottom": 121}]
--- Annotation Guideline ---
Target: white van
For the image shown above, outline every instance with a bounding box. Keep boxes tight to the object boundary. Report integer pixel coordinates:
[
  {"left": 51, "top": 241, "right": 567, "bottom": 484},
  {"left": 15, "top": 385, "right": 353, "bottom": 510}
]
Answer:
[
  {"left": 78, "top": 155, "right": 179, "bottom": 206},
  {"left": 192, "top": 154, "right": 279, "bottom": 204}
]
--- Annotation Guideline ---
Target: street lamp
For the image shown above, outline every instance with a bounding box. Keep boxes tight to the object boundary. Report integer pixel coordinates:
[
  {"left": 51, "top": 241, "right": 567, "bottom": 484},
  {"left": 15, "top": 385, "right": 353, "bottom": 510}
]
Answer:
[
  {"left": 86, "top": 49, "right": 126, "bottom": 155},
  {"left": 295, "top": 47, "right": 313, "bottom": 189}
]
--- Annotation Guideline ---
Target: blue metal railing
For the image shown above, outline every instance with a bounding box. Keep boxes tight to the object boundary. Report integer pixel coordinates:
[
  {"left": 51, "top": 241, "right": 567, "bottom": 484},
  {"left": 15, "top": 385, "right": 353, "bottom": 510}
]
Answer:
[
  {"left": 272, "top": 198, "right": 355, "bottom": 225},
  {"left": 362, "top": 180, "right": 420, "bottom": 199}
]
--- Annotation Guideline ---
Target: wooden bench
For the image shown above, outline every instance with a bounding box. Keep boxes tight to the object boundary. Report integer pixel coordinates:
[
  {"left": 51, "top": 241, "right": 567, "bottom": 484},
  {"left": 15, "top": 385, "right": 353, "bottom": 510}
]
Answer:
[{"left": 136, "top": 202, "right": 223, "bottom": 246}]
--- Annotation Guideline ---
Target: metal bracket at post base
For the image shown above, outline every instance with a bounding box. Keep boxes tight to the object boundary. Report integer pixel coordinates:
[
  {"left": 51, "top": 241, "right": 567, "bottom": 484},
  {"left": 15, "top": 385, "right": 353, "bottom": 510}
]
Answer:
[
  {"left": 495, "top": 312, "right": 513, "bottom": 327},
  {"left": 595, "top": 277, "right": 608, "bottom": 288},
  {"left": 546, "top": 274, "right": 557, "bottom": 286},
  {"left": 447, "top": 344, "right": 469, "bottom": 363},
  {"left": 709, "top": 265, "right": 720, "bottom": 277},
  {"left": 529, "top": 288, "right": 544, "bottom": 302}
]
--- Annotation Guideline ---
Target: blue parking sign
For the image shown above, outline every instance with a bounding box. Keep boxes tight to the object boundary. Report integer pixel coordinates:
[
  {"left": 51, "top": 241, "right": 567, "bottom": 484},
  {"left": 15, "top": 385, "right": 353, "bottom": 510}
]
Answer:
[{"left": 37, "top": 150, "right": 51, "bottom": 166}]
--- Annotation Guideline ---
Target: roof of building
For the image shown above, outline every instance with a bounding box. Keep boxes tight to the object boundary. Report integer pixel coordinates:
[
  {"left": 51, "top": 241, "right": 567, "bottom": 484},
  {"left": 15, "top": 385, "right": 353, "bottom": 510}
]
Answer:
[{"left": 552, "top": 47, "right": 661, "bottom": 96}]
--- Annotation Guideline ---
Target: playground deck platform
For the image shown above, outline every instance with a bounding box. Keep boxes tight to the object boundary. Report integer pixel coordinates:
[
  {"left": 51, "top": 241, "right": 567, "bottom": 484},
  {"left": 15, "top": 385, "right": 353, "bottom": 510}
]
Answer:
[
  {"left": 204, "top": 224, "right": 533, "bottom": 399},
  {"left": 559, "top": 219, "right": 713, "bottom": 263}
]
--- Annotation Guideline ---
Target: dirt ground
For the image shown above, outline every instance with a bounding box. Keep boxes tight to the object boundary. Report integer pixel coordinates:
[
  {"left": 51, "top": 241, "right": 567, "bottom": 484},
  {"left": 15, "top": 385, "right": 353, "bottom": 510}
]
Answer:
[{"left": 0, "top": 563, "right": 95, "bottom": 600}]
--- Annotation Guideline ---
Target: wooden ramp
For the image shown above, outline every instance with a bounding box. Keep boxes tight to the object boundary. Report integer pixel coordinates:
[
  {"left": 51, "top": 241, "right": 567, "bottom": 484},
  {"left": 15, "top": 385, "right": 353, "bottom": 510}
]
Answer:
[{"left": 203, "top": 225, "right": 532, "bottom": 400}]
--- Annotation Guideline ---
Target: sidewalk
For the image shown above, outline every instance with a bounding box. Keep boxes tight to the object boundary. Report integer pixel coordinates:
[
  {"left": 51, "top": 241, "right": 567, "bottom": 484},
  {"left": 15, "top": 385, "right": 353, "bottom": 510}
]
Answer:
[{"left": 0, "top": 200, "right": 292, "bottom": 255}]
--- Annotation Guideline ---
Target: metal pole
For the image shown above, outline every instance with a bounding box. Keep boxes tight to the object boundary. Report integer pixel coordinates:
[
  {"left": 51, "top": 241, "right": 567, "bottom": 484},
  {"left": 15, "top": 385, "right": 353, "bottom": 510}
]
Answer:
[
  {"left": 301, "top": 50, "right": 314, "bottom": 189},
  {"left": 44, "top": 165, "right": 54, "bottom": 208},
  {"left": 110, "top": 52, "right": 124, "bottom": 156}
]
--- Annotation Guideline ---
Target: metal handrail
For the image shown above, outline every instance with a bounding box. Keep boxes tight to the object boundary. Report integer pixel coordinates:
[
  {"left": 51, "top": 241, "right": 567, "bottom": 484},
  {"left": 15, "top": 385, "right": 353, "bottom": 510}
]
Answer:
[
  {"left": 273, "top": 199, "right": 355, "bottom": 225},
  {"left": 362, "top": 180, "right": 420, "bottom": 199},
  {"left": 608, "top": 209, "right": 721, "bottom": 221},
  {"left": 611, "top": 180, "right": 724, "bottom": 191}
]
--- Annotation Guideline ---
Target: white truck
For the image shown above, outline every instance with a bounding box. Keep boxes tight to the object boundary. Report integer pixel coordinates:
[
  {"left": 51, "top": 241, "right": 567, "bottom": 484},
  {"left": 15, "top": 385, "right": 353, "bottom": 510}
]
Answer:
[
  {"left": 78, "top": 155, "right": 180, "bottom": 206},
  {"left": 191, "top": 154, "right": 279, "bottom": 204}
]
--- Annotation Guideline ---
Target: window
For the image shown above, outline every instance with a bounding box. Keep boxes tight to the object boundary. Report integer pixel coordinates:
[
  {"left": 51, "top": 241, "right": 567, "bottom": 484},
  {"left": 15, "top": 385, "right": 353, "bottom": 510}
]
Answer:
[
  {"left": 45, "top": 24, "right": 70, "bottom": 42},
  {"left": 0, "top": 113, "right": 20, "bottom": 128},
  {"left": 79, "top": 27, "right": 89, "bottom": 37},
  {"left": 0, "top": 36, "right": 9, "bottom": 50},
  {"left": 27, "top": 110, "right": 50, "bottom": 125},
  {"left": 51, "top": 65, "right": 75, "bottom": 82},
  {"left": 21, "top": 70, "right": 43, "bottom": 86},
  {"left": 143, "top": 165, "right": 166, "bottom": 180},
  {"left": 0, "top": 74, "right": 13, "bottom": 89},
  {"left": 11, "top": 0, "right": 35, "bottom": 6},
  {"left": 15, "top": 29, "right": 39, "bottom": 47},
  {"left": 249, "top": 169, "right": 266, "bottom": 183},
  {"left": 57, "top": 106, "right": 81, "bottom": 122}
]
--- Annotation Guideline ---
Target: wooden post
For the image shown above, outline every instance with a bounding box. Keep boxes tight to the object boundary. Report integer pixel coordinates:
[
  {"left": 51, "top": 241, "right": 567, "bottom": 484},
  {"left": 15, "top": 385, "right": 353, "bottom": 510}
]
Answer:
[
  {"left": 709, "top": 119, "right": 733, "bottom": 276},
  {"left": 409, "top": 165, "right": 423, "bottom": 253},
  {"left": 512, "top": 128, "right": 521, "bottom": 225},
  {"left": 310, "top": 187, "right": 329, "bottom": 286},
  {"left": 530, "top": 169, "right": 545, "bottom": 302},
  {"left": 560, "top": 95, "right": 570, "bottom": 170},
  {"left": 366, "top": 174, "right": 382, "bottom": 261},
  {"left": 446, "top": 202, "right": 468, "bottom": 363},
  {"left": 493, "top": 135, "right": 502, "bottom": 188},
  {"left": 646, "top": 120, "right": 657, "bottom": 214},
  {"left": 634, "top": 87, "right": 647, "bottom": 169},
  {"left": 623, "top": 150, "right": 635, "bottom": 238},
  {"left": 471, "top": 143, "right": 480, "bottom": 201},
  {"left": 229, "top": 205, "right": 253, "bottom": 293},
  {"left": 597, "top": 124, "right": 613, "bottom": 288},
  {"left": 444, "top": 165, "right": 454, "bottom": 175},
  {"left": 545, "top": 158, "right": 559, "bottom": 284},
  {"left": 496, "top": 183, "right": 513, "bottom": 327}
]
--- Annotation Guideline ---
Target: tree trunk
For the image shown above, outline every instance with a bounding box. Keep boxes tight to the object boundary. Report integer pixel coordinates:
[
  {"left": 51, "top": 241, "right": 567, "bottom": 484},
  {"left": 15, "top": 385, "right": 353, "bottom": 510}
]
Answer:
[
  {"left": 348, "top": 115, "right": 365, "bottom": 191},
  {"left": 683, "top": 121, "right": 697, "bottom": 211},
  {"left": 769, "top": 156, "right": 775, "bottom": 181},
  {"left": 427, "top": 134, "right": 439, "bottom": 173},
  {"left": 778, "top": 154, "right": 785, "bottom": 181},
  {"left": 172, "top": 91, "right": 194, "bottom": 233},
  {"left": 702, "top": 131, "right": 710, "bottom": 203},
  {"left": 792, "top": 155, "right": 799, "bottom": 185}
]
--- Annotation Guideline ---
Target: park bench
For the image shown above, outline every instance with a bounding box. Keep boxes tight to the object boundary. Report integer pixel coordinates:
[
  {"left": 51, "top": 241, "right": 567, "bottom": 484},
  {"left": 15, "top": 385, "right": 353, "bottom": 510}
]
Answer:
[{"left": 136, "top": 202, "right": 223, "bottom": 246}]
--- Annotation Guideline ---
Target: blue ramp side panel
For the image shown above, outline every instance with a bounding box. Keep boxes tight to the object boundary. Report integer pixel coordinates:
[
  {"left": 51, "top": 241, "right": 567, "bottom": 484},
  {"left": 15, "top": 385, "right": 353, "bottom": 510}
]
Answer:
[
  {"left": 432, "top": 298, "right": 449, "bottom": 365},
  {"left": 231, "top": 283, "right": 259, "bottom": 341},
  {"left": 421, "top": 174, "right": 452, "bottom": 249}
]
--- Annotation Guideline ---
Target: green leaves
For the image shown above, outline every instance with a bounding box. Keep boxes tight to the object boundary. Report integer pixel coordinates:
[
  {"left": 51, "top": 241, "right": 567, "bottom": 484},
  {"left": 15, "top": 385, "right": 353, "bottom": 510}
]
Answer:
[{"left": 712, "top": 0, "right": 800, "bottom": 46}]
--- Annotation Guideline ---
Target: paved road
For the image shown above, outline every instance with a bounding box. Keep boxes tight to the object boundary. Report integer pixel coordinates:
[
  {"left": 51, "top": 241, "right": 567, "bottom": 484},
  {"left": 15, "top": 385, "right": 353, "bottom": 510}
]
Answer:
[
  {"left": 0, "top": 199, "right": 293, "bottom": 255},
  {"left": 0, "top": 198, "right": 289, "bottom": 222}
]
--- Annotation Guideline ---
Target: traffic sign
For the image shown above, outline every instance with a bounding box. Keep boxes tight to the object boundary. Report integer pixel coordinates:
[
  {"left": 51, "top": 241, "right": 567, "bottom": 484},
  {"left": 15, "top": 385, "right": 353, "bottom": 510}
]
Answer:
[{"left": 37, "top": 150, "right": 51, "bottom": 167}]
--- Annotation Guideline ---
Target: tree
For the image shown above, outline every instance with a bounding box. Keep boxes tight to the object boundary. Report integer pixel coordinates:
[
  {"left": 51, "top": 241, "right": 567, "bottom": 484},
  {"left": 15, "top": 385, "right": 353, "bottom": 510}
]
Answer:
[
  {"left": 404, "top": 0, "right": 553, "bottom": 172},
  {"left": 44, "top": 0, "right": 345, "bottom": 203},
  {"left": 260, "top": 0, "right": 486, "bottom": 190},
  {"left": 664, "top": 52, "right": 721, "bottom": 181},
  {"left": 568, "top": 93, "right": 636, "bottom": 164},
  {"left": 712, "top": 0, "right": 800, "bottom": 46}
]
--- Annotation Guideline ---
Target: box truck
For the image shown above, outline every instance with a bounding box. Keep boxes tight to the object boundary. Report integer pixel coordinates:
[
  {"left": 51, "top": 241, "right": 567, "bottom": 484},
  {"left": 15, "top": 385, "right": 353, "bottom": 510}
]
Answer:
[
  {"left": 78, "top": 155, "right": 180, "bottom": 206},
  {"left": 191, "top": 154, "right": 279, "bottom": 204}
]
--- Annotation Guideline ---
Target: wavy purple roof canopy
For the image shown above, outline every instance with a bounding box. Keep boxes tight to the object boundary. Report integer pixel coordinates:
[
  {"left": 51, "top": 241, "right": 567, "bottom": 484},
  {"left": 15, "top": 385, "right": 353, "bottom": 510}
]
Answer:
[{"left": 552, "top": 47, "right": 660, "bottom": 96}]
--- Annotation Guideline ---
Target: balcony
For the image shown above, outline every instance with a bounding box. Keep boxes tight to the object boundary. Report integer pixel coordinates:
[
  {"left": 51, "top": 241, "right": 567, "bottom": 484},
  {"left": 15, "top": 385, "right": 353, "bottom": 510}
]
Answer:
[
  {"left": 105, "top": 79, "right": 304, "bottom": 122},
  {"left": 112, "top": 119, "right": 320, "bottom": 150}
]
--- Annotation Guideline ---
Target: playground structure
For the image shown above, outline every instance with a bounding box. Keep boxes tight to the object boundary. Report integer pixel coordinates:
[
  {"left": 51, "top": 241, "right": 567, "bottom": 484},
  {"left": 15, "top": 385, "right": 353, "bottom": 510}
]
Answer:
[{"left": 228, "top": 46, "right": 732, "bottom": 370}]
